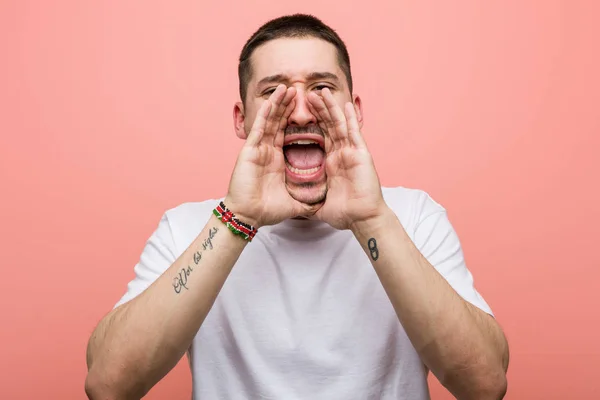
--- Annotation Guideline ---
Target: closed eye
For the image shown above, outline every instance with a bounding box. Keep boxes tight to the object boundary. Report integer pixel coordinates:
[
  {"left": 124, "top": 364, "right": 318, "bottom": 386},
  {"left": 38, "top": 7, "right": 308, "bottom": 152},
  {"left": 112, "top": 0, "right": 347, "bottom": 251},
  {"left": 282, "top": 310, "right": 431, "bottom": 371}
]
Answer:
[
  {"left": 313, "top": 84, "right": 332, "bottom": 91},
  {"left": 263, "top": 84, "right": 332, "bottom": 97},
  {"left": 262, "top": 87, "right": 277, "bottom": 96}
]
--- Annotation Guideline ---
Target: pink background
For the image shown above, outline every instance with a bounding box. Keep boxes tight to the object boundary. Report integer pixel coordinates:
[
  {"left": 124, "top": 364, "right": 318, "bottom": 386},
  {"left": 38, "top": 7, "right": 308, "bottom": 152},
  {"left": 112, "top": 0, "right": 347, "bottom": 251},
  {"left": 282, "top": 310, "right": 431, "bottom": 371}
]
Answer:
[{"left": 1, "top": 1, "right": 599, "bottom": 399}]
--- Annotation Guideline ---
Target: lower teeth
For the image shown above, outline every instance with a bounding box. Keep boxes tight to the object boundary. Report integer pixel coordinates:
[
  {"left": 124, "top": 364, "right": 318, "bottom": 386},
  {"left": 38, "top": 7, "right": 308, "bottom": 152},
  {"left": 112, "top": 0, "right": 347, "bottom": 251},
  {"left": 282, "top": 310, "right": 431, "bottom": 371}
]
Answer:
[{"left": 285, "top": 161, "right": 321, "bottom": 175}]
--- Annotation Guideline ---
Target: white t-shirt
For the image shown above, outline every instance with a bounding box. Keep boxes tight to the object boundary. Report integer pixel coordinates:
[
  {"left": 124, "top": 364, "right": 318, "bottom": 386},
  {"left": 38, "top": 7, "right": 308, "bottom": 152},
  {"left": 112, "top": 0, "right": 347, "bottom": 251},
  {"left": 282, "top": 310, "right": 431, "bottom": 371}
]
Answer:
[{"left": 115, "top": 186, "right": 493, "bottom": 400}]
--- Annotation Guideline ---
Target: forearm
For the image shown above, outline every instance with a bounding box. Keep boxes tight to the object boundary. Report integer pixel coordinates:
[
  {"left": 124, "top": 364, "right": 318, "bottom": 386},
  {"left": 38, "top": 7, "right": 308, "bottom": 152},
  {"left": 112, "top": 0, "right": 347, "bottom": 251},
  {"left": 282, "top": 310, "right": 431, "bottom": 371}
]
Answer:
[
  {"left": 86, "top": 214, "right": 247, "bottom": 399},
  {"left": 351, "top": 207, "right": 507, "bottom": 399}
]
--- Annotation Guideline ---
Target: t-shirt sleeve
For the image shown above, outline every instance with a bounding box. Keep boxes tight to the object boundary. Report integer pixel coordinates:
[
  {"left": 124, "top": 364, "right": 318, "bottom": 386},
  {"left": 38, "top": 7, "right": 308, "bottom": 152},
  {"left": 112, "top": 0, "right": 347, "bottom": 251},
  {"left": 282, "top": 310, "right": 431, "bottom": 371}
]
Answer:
[
  {"left": 113, "top": 212, "right": 178, "bottom": 309},
  {"left": 412, "top": 195, "right": 494, "bottom": 316}
]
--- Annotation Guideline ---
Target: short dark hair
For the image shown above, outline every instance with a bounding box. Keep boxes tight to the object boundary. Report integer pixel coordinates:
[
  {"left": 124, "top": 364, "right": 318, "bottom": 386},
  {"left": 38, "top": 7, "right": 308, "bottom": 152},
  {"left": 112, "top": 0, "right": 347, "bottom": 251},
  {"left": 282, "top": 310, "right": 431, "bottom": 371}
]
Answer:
[{"left": 238, "top": 14, "right": 353, "bottom": 104}]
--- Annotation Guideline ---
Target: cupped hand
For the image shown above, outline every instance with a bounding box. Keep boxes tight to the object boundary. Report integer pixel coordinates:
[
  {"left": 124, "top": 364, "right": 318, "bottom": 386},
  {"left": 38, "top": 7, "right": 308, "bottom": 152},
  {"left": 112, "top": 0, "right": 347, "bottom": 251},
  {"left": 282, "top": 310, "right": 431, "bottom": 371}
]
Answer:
[
  {"left": 225, "top": 85, "right": 320, "bottom": 228},
  {"left": 306, "top": 88, "right": 387, "bottom": 230}
]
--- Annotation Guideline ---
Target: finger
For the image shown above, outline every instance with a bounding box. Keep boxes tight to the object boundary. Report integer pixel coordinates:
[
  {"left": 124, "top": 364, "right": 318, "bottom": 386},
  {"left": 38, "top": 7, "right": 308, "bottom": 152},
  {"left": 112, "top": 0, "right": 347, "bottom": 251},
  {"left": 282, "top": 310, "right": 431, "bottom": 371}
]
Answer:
[
  {"left": 272, "top": 87, "right": 296, "bottom": 148},
  {"left": 307, "top": 90, "right": 346, "bottom": 149},
  {"left": 307, "top": 91, "right": 334, "bottom": 130},
  {"left": 306, "top": 99, "right": 329, "bottom": 134},
  {"left": 306, "top": 98, "right": 325, "bottom": 129},
  {"left": 306, "top": 100, "right": 334, "bottom": 152},
  {"left": 307, "top": 91, "right": 341, "bottom": 152},
  {"left": 277, "top": 86, "right": 296, "bottom": 124},
  {"left": 245, "top": 100, "right": 272, "bottom": 147},
  {"left": 274, "top": 98, "right": 296, "bottom": 148},
  {"left": 321, "top": 88, "right": 350, "bottom": 147},
  {"left": 262, "top": 85, "right": 289, "bottom": 142},
  {"left": 345, "top": 102, "right": 367, "bottom": 149},
  {"left": 246, "top": 85, "right": 285, "bottom": 146},
  {"left": 276, "top": 87, "right": 297, "bottom": 131}
]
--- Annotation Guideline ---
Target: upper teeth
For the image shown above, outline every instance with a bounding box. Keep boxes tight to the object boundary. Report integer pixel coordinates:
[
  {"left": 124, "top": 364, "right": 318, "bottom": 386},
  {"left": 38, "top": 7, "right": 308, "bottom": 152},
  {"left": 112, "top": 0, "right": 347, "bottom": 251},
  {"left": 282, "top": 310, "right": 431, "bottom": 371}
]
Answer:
[{"left": 289, "top": 140, "right": 318, "bottom": 145}]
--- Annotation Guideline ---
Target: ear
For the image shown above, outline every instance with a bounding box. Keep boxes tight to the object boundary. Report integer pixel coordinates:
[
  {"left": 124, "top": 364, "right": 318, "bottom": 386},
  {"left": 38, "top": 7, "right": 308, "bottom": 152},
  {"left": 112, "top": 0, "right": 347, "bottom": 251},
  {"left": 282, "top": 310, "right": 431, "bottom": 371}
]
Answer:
[
  {"left": 352, "top": 94, "right": 364, "bottom": 129},
  {"left": 233, "top": 102, "right": 247, "bottom": 140}
]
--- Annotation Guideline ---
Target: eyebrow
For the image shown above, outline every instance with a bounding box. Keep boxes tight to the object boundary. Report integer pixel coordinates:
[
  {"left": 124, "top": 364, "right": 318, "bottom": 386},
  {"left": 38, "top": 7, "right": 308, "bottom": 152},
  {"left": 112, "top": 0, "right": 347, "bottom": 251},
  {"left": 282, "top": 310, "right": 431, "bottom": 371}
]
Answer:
[{"left": 256, "top": 72, "right": 341, "bottom": 88}]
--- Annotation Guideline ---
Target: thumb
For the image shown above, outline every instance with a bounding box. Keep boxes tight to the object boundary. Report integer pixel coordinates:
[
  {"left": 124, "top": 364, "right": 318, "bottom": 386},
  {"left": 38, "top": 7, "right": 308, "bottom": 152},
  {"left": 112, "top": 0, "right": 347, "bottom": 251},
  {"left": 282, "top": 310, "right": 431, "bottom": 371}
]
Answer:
[{"left": 245, "top": 100, "right": 272, "bottom": 147}]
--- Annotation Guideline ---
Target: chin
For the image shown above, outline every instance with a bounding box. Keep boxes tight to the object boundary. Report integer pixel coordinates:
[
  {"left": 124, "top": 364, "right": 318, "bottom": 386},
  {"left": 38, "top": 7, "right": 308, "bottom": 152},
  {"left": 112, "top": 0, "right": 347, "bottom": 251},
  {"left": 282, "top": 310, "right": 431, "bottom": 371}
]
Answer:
[{"left": 286, "top": 181, "right": 327, "bottom": 205}]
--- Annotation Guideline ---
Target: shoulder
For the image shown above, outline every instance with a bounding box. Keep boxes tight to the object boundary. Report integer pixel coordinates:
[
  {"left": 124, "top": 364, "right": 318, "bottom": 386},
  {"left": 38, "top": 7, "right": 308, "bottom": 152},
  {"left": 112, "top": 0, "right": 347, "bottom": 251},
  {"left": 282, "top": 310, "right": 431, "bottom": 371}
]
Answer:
[
  {"left": 381, "top": 186, "right": 447, "bottom": 234},
  {"left": 162, "top": 197, "right": 223, "bottom": 255},
  {"left": 165, "top": 198, "right": 221, "bottom": 221}
]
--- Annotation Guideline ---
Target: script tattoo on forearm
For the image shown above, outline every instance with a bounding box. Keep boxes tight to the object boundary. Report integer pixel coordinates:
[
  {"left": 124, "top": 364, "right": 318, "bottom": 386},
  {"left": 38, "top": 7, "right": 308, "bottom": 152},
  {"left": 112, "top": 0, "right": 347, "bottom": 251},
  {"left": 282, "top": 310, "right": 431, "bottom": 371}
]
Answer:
[
  {"left": 173, "top": 226, "right": 219, "bottom": 294},
  {"left": 367, "top": 237, "right": 379, "bottom": 261}
]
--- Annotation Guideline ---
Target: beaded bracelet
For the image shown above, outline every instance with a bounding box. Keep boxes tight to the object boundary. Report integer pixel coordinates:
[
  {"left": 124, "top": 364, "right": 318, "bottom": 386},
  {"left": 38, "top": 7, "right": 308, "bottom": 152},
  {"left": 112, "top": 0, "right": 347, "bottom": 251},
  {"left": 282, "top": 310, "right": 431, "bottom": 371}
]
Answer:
[{"left": 213, "top": 201, "right": 258, "bottom": 242}]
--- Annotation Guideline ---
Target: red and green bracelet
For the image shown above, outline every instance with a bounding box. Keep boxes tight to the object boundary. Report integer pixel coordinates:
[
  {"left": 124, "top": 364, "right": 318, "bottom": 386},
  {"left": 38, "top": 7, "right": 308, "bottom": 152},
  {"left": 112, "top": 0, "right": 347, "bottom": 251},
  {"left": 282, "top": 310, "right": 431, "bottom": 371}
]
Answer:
[{"left": 213, "top": 201, "right": 258, "bottom": 242}]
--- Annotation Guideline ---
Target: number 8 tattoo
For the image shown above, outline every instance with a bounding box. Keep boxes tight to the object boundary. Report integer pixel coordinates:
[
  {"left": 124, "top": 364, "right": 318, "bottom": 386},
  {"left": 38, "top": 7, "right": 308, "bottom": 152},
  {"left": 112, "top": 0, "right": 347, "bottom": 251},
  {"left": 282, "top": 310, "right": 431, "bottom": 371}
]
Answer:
[{"left": 368, "top": 238, "right": 379, "bottom": 261}]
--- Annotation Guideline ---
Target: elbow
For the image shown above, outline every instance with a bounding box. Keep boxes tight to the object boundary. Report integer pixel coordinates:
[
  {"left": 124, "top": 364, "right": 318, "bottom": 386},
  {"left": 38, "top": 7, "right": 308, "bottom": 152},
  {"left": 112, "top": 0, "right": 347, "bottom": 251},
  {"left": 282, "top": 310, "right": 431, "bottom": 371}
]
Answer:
[
  {"left": 473, "top": 371, "right": 508, "bottom": 400},
  {"left": 85, "top": 369, "right": 118, "bottom": 400},
  {"left": 85, "top": 366, "right": 145, "bottom": 400},
  {"left": 441, "top": 363, "right": 507, "bottom": 400},
  {"left": 85, "top": 346, "right": 122, "bottom": 399}
]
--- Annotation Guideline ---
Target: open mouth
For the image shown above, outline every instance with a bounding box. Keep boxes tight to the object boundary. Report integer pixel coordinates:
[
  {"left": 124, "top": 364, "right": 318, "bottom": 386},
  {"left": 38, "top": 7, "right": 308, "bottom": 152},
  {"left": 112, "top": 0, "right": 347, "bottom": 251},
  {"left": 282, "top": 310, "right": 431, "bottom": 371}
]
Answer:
[{"left": 283, "top": 134, "right": 326, "bottom": 179}]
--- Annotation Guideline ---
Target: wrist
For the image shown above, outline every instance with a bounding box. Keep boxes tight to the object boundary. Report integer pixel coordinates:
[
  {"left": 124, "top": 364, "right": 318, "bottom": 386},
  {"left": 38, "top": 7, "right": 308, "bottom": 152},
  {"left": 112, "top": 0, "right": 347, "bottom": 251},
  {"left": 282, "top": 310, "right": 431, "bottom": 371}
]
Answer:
[
  {"left": 215, "top": 199, "right": 260, "bottom": 242},
  {"left": 222, "top": 196, "right": 261, "bottom": 228},
  {"left": 350, "top": 205, "right": 395, "bottom": 239}
]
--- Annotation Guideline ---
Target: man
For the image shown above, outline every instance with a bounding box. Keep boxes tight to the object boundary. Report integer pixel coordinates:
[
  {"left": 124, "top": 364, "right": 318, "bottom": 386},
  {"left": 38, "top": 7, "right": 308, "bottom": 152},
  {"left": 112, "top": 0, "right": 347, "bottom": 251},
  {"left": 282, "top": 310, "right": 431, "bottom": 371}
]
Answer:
[{"left": 85, "top": 14, "right": 509, "bottom": 400}]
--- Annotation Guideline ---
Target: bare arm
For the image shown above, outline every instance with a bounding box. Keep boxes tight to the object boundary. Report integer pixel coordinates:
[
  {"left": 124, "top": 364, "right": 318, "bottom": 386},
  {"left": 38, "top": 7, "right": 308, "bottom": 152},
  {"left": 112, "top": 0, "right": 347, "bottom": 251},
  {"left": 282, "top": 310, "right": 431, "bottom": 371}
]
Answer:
[
  {"left": 85, "top": 85, "right": 316, "bottom": 400},
  {"left": 85, "top": 214, "right": 247, "bottom": 399},
  {"left": 351, "top": 208, "right": 509, "bottom": 400},
  {"left": 306, "top": 89, "right": 508, "bottom": 400}
]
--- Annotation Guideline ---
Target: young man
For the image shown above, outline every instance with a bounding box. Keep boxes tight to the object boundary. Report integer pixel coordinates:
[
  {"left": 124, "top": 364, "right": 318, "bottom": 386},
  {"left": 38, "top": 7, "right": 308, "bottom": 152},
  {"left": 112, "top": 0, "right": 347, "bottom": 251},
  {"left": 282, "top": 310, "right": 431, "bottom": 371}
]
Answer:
[{"left": 85, "top": 14, "right": 509, "bottom": 400}]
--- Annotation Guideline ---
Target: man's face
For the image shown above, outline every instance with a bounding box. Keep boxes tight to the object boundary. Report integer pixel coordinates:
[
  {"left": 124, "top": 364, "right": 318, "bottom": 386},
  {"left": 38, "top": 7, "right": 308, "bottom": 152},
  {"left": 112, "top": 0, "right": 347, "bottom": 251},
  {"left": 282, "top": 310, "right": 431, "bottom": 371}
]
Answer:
[{"left": 234, "top": 37, "right": 361, "bottom": 205}]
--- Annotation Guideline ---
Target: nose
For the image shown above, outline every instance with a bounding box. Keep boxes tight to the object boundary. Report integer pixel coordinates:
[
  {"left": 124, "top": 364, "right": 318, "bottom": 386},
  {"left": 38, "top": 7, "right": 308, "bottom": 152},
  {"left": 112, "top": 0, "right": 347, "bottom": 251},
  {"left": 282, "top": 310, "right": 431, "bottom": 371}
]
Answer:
[{"left": 287, "top": 90, "right": 317, "bottom": 127}]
